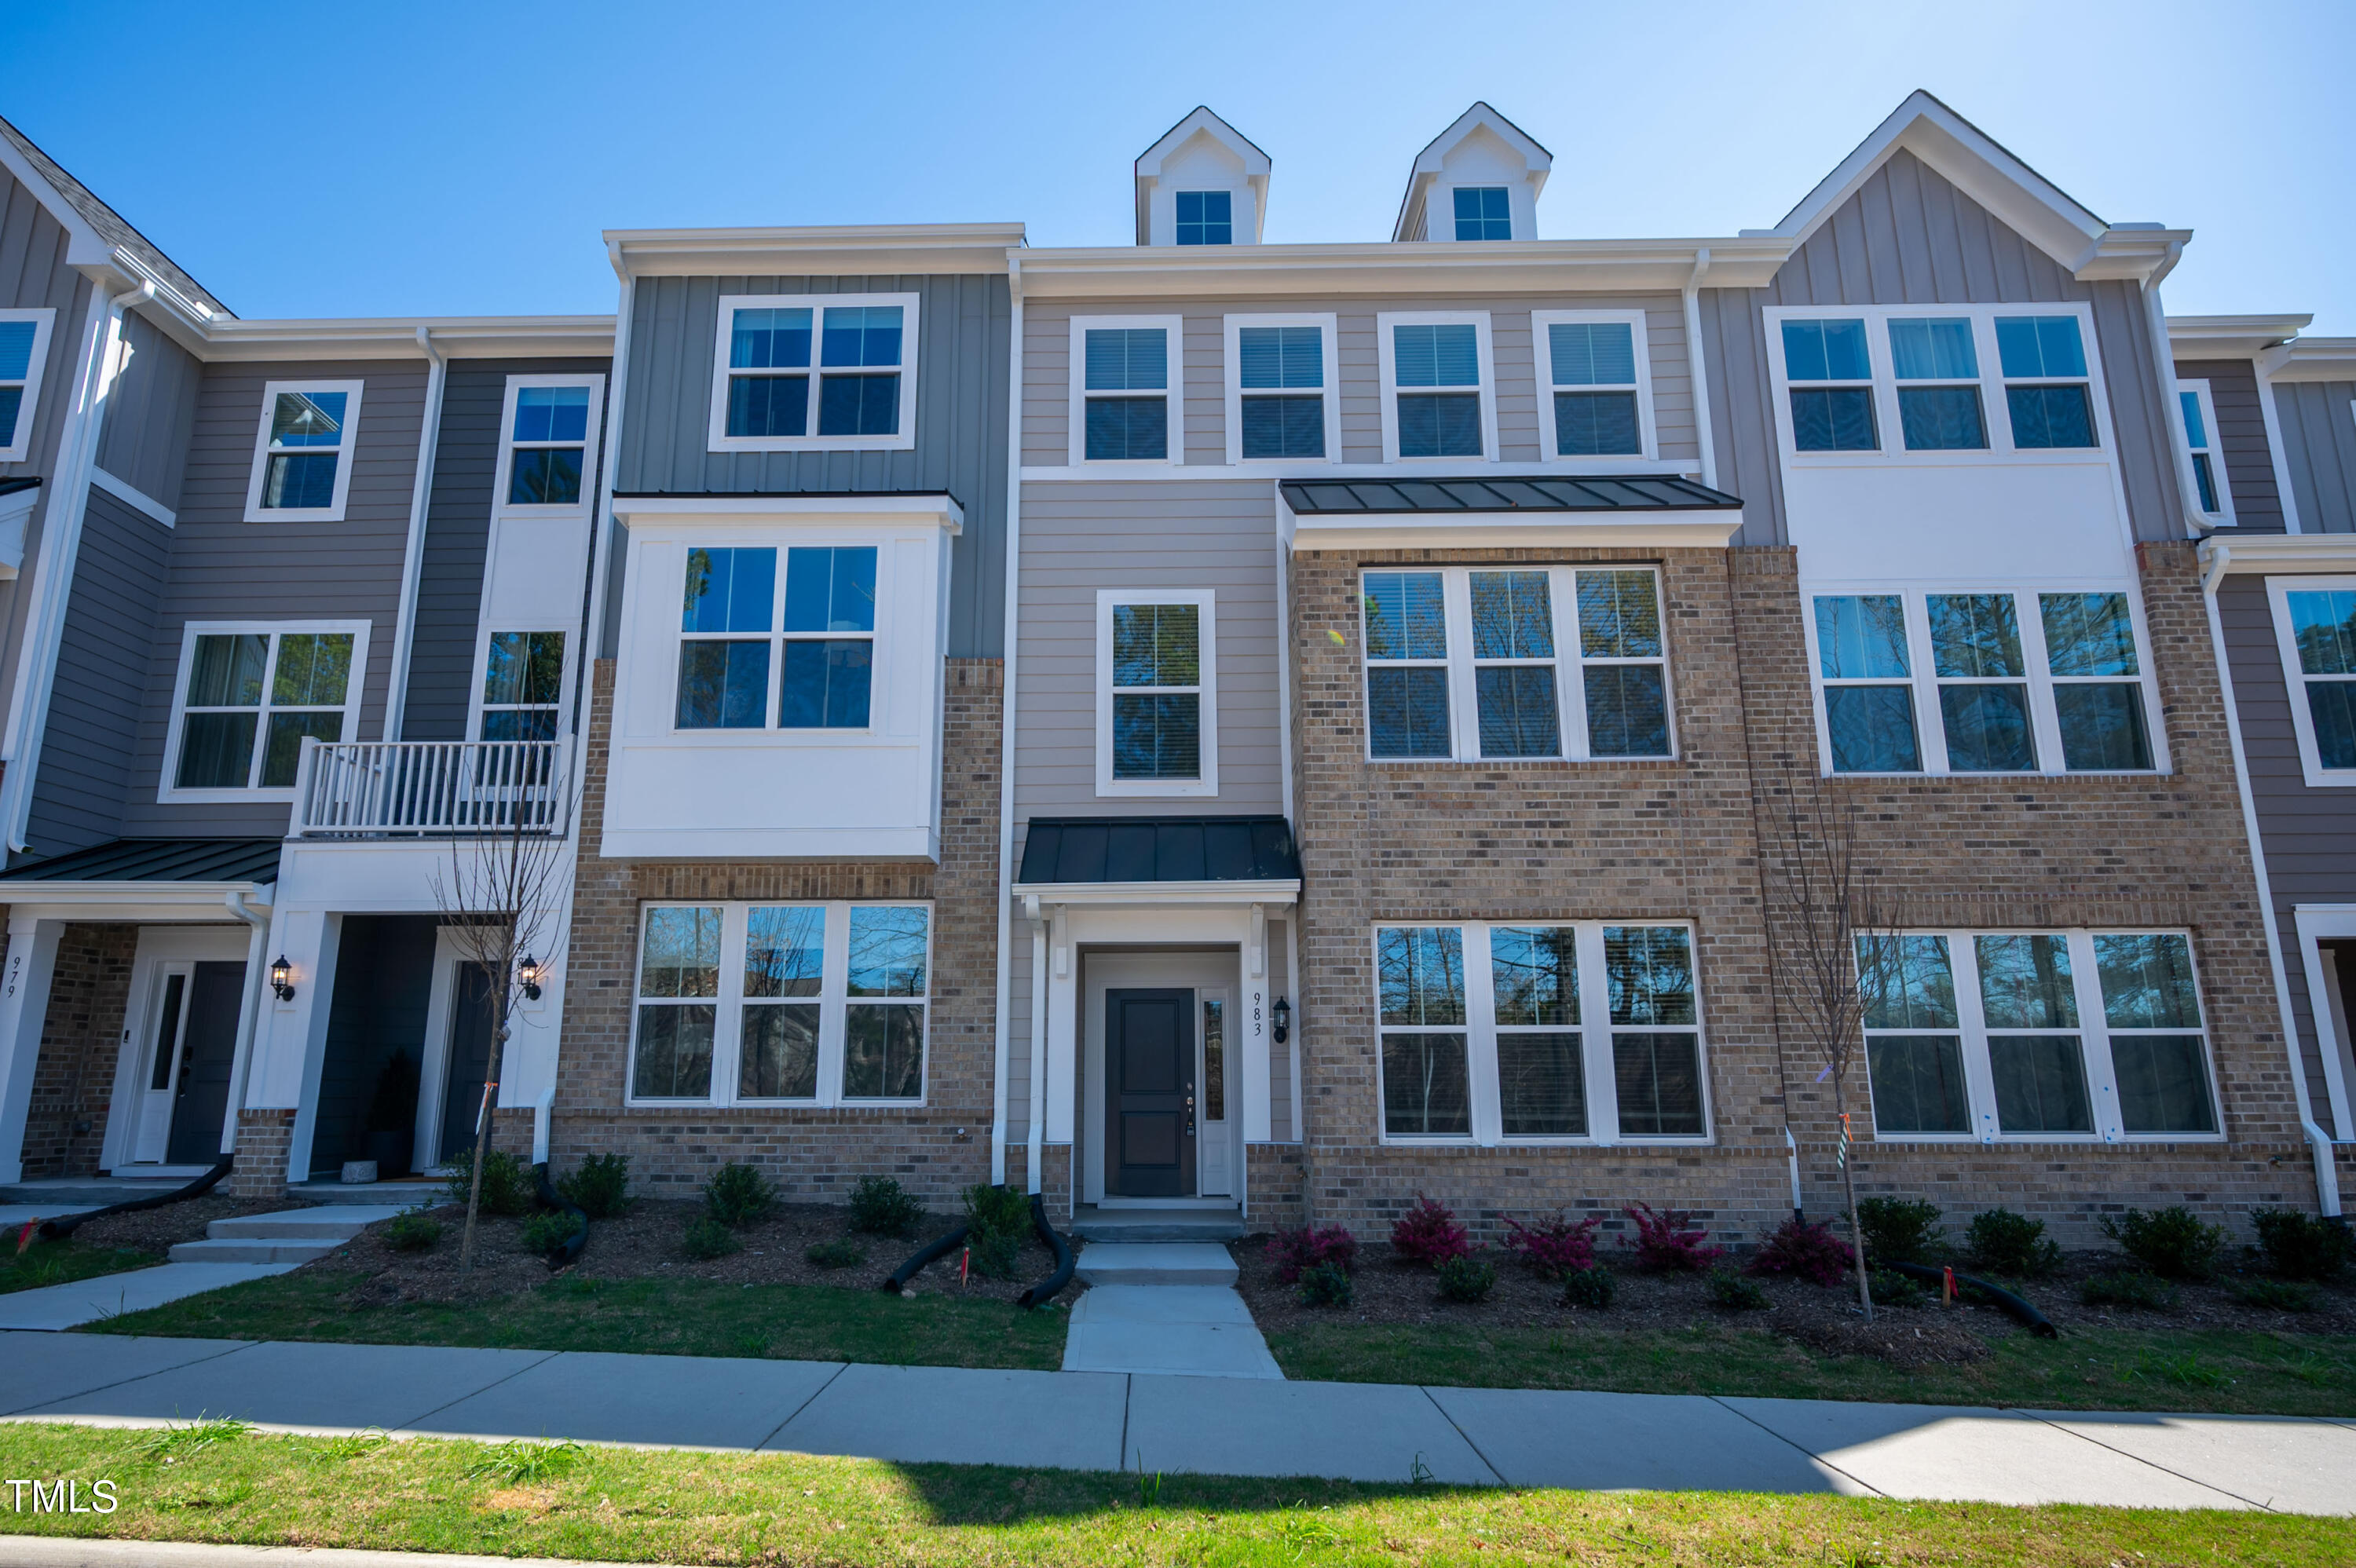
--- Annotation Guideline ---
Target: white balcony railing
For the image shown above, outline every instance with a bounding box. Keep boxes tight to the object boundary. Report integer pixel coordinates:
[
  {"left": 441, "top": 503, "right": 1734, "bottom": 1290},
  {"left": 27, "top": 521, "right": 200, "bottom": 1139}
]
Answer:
[{"left": 291, "top": 738, "right": 568, "bottom": 839}]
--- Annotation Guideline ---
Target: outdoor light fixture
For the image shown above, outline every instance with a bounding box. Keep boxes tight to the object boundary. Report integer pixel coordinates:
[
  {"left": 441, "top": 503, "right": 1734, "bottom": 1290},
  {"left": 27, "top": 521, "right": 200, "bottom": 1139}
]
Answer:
[
  {"left": 269, "top": 955, "right": 296, "bottom": 1002},
  {"left": 1271, "top": 995, "right": 1290, "bottom": 1044},
  {"left": 518, "top": 953, "right": 543, "bottom": 1001}
]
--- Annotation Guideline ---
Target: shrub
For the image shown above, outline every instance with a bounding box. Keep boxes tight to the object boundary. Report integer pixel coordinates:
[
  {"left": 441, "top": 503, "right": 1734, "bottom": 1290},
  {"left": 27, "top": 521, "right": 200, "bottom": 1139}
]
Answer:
[
  {"left": 2081, "top": 1271, "right": 2179, "bottom": 1310},
  {"left": 1857, "top": 1197, "right": 1944, "bottom": 1266},
  {"left": 2250, "top": 1208, "right": 2351, "bottom": 1282},
  {"left": 443, "top": 1148, "right": 535, "bottom": 1216},
  {"left": 1435, "top": 1255, "right": 1496, "bottom": 1303},
  {"left": 682, "top": 1216, "right": 741, "bottom": 1259},
  {"left": 805, "top": 1238, "right": 866, "bottom": 1270},
  {"left": 847, "top": 1175, "right": 926, "bottom": 1238},
  {"left": 1707, "top": 1267, "right": 1769, "bottom": 1310},
  {"left": 557, "top": 1153, "right": 631, "bottom": 1219},
  {"left": 1268, "top": 1225, "right": 1359, "bottom": 1285},
  {"left": 1502, "top": 1213, "right": 1601, "bottom": 1279},
  {"left": 1297, "top": 1261, "right": 1354, "bottom": 1307},
  {"left": 963, "top": 1183, "right": 1033, "bottom": 1280},
  {"left": 1560, "top": 1264, "right": 1618, "bottom": 1310},
  {"left": 2101, "top": 1206, "right": 2224, "bottom": 1280},
  {"left": 1619, "top": 1204, "right": 1726, "bottom": 1273},
  {"left": 1965, "top": 1208, "right": 2062, "bottom": 1278},
  {"left": 704, "top": 1164, "right": 777, "bottom": 1228},
  {"left": 1866, "top": 1267, "right": 1926, "bottom": 1308},
  {"left": 1746, "top": 1218, "right": 1853, "bottom": 1288},
  {"left": 382, "top": 1212, "right": 441, "bottom": 1253},
  {"left": 519, "top": 1210, "right": 581, "bottom": 1260},
  {"left": 2232, "top": 1277, "right": 2320, "bottom": 1314},
  {"left": 1388, "top": 1194, "right": 1472, "bottom": 1267}
]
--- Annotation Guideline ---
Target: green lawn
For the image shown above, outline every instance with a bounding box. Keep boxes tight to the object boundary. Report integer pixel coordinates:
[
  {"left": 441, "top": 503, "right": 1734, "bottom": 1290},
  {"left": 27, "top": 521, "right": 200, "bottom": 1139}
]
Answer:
[
  {"left": 81, "top": 1269, "right": 1067, "bottom": 1371},
  {"left": 1268, "top": 1320, "right": 2356, "bottom": 1416},
  {"left": 0, "top": 1237, "right": 158, "bottom": 1296},
  {"left": 2, "top": 1420, "right": 2348, "bottom": 1567}
]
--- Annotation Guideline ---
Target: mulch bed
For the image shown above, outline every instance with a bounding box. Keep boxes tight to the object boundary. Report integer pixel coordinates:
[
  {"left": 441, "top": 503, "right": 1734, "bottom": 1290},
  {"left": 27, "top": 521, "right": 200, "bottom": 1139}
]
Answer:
[{"left": 62, "top": 1196, "right": 293, "bottom": 1255}]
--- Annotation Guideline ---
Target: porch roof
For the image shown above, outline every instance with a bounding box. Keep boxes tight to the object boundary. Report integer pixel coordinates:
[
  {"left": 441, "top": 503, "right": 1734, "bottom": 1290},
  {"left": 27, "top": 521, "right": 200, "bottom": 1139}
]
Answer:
[
  {"left": 0, "top": 837, "right": 283, "bottom": 886},
  {"left": 1278, "top": 473, "right": 1740, "bottom": 515},
  {"left": 1017, "top": 817, "right": 1300, "bottom": 886}
]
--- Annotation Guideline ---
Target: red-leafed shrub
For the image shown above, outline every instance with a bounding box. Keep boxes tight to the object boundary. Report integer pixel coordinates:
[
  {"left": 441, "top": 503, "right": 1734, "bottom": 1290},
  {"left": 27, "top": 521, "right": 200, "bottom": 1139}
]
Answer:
[
  {"left": 1746, "top": 1217, "right": 1853, "bottom": 1288},
  {"left": 1390, "top": 1194, "right": 1472, "bottom": 1267},
  {"left": 1502, "top": 1212, "right": 1601, "bottom": 1279},
  {"left": 1619, "top": 1203, "right": 1727, "bottom": 1273},
  {"left": 1267, "top": 1224, "right": 1359, "bottom": 1285}
]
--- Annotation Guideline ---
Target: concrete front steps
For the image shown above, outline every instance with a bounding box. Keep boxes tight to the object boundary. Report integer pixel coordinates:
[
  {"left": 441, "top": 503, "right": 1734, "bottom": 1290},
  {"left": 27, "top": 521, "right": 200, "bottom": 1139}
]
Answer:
[
  {"left": 168, "top": 1204, "right": 413, "bottom": 1265},
  {"left": 1064, "top": 1236, "right": 1281, "bottom": 1380},
  {"left": 1070, "top": 1204, "right": 1245, "bottom": 1244}
]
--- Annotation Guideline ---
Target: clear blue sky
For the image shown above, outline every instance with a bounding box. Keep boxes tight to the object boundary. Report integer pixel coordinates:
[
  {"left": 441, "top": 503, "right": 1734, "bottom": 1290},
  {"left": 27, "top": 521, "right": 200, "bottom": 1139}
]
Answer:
[{"left": 4, "top": 0, "right": 2349, "bottom": 330}]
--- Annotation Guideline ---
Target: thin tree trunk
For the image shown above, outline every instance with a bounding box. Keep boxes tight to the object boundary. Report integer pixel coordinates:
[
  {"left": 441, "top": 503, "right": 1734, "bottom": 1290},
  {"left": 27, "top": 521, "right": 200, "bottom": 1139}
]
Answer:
[
  {"left": 458, "top": 991, "right": 509, "bottom": 1272},
  {"left": 1832, "top": 1084, "right": 1875, "bottom": 1322}
]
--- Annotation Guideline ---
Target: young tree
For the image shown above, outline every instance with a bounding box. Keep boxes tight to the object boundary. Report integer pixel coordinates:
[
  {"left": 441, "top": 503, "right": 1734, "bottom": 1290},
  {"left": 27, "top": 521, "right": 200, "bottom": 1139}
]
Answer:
[{"left": 1763, "top": 766, "right": 1908, "bottom": 1322}]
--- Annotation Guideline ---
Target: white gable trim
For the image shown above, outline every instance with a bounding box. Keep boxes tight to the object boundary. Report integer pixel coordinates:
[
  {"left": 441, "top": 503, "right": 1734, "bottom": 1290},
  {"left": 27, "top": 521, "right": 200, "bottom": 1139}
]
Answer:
[
  {"left": 1392, "top": 102, "right": 1553, "bottom": 243},
  {"left": 1133, "top": 107, "right": 1271, "bottom": 247}
]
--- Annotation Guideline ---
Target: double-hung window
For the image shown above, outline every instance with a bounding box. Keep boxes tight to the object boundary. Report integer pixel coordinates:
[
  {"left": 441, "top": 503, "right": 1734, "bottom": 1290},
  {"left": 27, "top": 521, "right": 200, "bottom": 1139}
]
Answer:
[
  {"left": 1375, "top": 920, "right": 1707, "bottom": 1144},
  {"left": 1225, "top": 315, "right": 1336, "bottom": 462},
  {"left": 1772, "top": 306, "right": 2106, "bottom": 459},
  {"left": 0, "top": 309, "right": 55, "bottom": 462},
  {"left": 2176, "top": 381, "right": 2234, "bottom": 522},
  {"left": 1996, "top": 316, "right": 2098, "bottom": 448},
  {"left": 166, "top": 623, "right": 366, "bottom": 796},
  {"left": 1535, "top": 311, "right": 1651, "bottom": 459},
  {"left": 1362, "top": 566, "right": 1672, "bottom": 762},
  {"left": 675, "top": 545, "right": 877, "bottom": 732},
  {"left": 1781, "top": 320, "right": 1878, "bottom": 451},
  {"left": 1859, "top": 929, "right": 2217, "bottom": 1141},
  {"left": 1073, "top": 317, "right": 1180, "bottom": 463},
  {"left": 477, "top": 630, "right": 565, "bottom": 742},
  {"left": 1805, "top": 589, "right": 2158, "bottom": 774},
  {"left": 1888, "top": 317, "right": 1986, "bottom": 450},
  {"left": 709, "top": 293, "right": 918, "bottom": 451},
  {"left": 629, "top": 901, "right": 931, "bottom": 1106},
  {"left": 2270, "top": 579, "right": 2356, "bottom": 783},
  {"left": 1380, "top": 313, "right": 1492, "bottom": 461},
  {"left": 501, "top": 378, "right": 601, "bottom": 508},
  {"left": 1452, "top": 186, "right": 1512, "bottom": 240},
  {"left": 1097, "top": 590, "right": 1216, "bottom": 795},
  {"left": 243, "top": 381, "right": 364, "bottom": 521},
  {"left": 1175, "top": 191, "right": 1231, "bottom": 245}
]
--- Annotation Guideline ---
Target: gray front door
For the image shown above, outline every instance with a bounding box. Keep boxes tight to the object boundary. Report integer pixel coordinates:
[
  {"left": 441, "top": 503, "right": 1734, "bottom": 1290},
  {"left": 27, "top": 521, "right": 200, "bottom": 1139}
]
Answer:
[
  {"left": 439, "top": 963, "right": 497, "bottom": 1164},
  {"left": 1106, "top": 988, "right": 1194, "bottom": 1197},
  {"left": 164, "top": 962, "right": 244, "bottom": 1166}
]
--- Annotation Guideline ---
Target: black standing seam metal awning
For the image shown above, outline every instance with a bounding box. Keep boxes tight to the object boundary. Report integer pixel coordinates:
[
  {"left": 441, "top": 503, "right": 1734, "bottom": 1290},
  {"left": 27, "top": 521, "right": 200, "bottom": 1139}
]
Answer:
[
  {"left": 1017, "top": 817, "right": 1300, "bottom": 886},
  {"left": 0, "top": 837, "right": 284, "bottom": 884},
  {"left": 1279, "top": 474, "right": 1741, "bottom": 515}
]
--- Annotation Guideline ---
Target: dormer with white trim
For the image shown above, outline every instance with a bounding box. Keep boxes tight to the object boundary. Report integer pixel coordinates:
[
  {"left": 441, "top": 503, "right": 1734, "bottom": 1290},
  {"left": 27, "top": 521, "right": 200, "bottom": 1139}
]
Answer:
[
  {"left": 1392, "top": 103, "right": 1550, "bottom": 243},
  {"left": 1135, "top": 108, "right": 1270, "bottom": 247}
]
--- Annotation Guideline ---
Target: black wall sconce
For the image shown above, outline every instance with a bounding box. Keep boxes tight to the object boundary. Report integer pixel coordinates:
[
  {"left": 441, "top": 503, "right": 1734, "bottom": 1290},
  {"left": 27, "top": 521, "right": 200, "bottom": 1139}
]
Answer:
[
  {"left": 269, "top": 955, "right": 296, "bottom": 1002},
  {"left": 1271, "top": 995, "right": 1290, "bottom": 1044},
  {"left": 518, "top": 953, "right": 543, "bottom": 1002}
]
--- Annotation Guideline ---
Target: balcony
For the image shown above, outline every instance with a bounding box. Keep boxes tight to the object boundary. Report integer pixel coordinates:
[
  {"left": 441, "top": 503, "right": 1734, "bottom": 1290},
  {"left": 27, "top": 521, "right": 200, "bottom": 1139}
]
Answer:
[{"left": 291, "top": 740, "right": 568, "bottom": 839}]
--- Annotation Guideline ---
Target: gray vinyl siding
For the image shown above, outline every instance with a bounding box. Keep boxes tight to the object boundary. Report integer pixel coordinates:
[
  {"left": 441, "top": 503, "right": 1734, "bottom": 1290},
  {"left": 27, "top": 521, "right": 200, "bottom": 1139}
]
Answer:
[
  {"left": 1023, "top": 294, "right": 1699, "bottom": 470},
  {"left": 1014, "top": 478, "right": 1283, "bottom": 817},
  {"left": 401, "top": 356, "right": 611, "bottom": 743},
  {"left": 22, "top": 487, "right": 170, "bottom": 855},
  {"left": 2175, "top": 357, "right": 2286, "bottom": 533},
  {"left": 113, "top": 359, "right": 426, "bottom": 837},
  {"left": 616, "top": 272, "right": 1011, "bottom": 657},
  {"left": 93, "top": 309, "right": 202, "bottom": 511},
  {"left": 2274, "top": 380, "right": 2356, "bottom": 535},
  {"left": 2218, "top": 577, "right": 2352, "bottom": 1129},
  {"left": 1701, "top": 147, "right": 2186, "bottom": 546}
]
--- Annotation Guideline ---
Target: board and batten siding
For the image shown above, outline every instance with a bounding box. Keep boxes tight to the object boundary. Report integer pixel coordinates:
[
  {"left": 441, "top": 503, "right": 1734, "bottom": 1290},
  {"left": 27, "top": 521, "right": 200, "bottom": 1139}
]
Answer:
[
  {"left": 2217, "top": 576, "right": 2355, "bottom": 1130},
  {"left": 1700, "top": 147, "right": 2187, "bottom": 547},
  {"left": 2273, "top": 380, "right": 2356, "bottom": 535},
  {"left": 616, "top": 272, "right": 1011, "bottom": 658},
  {"left": 401, "top": 356, "right": 611, "bottom": 743},
  {"left": 2175, "top": 357, "right": 2286, "bottom": 533},
  {"left": 1024, "top": 294, "right": 1699, "bottom": 471},
  {"left": 112, "top": 359, "right": 426, "bottom": 838}
]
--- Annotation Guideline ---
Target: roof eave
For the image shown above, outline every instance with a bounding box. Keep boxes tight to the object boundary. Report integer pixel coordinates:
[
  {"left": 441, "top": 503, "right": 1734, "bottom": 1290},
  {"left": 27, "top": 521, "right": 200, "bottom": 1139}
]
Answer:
[
  {"left": 605, "top": 223, "right": 1026, "bottom": 278},
  {"left": 1019, "top": 236, "right": 1790, "bottom": 298}
]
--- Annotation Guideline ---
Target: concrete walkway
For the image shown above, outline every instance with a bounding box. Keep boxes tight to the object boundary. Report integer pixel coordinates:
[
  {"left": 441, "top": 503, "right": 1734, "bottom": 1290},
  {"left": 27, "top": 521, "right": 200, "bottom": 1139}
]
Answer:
[
  {"left": 1063, "top": 1241, "right": 1282, "bottom": 1379},
  {"left": 1, "top": 1332, "right": 2350, "bottom": 1511},
  {"left": 0, "top": 1266, "right": 296, "bottom": 1332}
]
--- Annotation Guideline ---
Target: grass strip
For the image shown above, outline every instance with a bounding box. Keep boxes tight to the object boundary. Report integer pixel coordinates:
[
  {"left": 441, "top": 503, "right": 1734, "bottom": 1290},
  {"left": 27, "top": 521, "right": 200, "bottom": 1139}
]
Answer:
[
  {"left": 0, "top": 1238, "right": 159, "bottom": 1297},
  {"left": 1, "top": 1420, "right": 2349, "bottom": 1567}
]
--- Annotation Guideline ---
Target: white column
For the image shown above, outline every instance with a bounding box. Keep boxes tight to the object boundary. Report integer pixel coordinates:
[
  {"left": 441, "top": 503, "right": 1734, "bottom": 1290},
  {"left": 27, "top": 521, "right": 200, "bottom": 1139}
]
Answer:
[
  {"left": 269, "top": 909, "right": 342, "bottom": 1185},
  {"left": 1044, "top": 907, "right": 1076, "bottom": 1145},
  {"left": 1242, "top": 905, "right": 1273, "bottom": 1142},
  {"left": 0, "top": 917, "right": 66, "bottom": 1183}
]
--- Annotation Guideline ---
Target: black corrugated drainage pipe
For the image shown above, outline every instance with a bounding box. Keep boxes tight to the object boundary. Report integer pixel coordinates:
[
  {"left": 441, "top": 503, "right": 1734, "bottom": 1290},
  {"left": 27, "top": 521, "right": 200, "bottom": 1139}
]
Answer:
[
  {"left": 37, "top": 1152, "right": 236, "bottom": 1241},
  {"left": 884, "top": 1223, "right": 969, "bottom": 1292},
  {"left": 1016, "top": 1192, "right": 1074, "bottom": 1309},
  {"left": 1881, "top": 1259, "right": 2058, "bottom": 1337},
  {"left": 532, "top": 1161, "right": 588, "bottom": 1268}
]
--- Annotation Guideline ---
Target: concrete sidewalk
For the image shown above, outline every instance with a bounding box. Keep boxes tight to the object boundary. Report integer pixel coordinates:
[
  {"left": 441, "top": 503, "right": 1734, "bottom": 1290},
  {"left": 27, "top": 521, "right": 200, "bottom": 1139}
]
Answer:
[{"left": 0, "top": 1332, "right": 2349, "bottom": 1512}]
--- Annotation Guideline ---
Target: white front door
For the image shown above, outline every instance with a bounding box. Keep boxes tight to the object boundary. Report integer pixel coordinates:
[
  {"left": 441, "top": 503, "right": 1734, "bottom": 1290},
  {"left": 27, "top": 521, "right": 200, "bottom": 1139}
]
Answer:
[
  {"left": 130, "top": 964, "right": 195, "bottom": 1164},
  {"left": 112, "top": 926, "right": 254, "bottom": 1170}
]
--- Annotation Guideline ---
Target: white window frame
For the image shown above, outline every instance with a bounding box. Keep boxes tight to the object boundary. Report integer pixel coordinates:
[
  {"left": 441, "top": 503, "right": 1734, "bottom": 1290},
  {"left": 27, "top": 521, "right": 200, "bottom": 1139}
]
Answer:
[
  {"left": 0, "top": 307, "right": 57, "bottom": 463},
  {"left": 1763, "top": 303, "right": 2114, "bottom": 468},
  {"left": 1376, "top": 310, "right": 1498, "bottom": 464},
  {"left": 1860, "top": 928, "right": 2222, "bottom": 1146},
  {"left": 159, "top": 620, "right": 371, "bottom": 803},
  {"left": 624, "top": 899, "right": 934, "bottom": 1109},
  {"left": 1069, "top": 315, "right": 1183, "bottom": 467},
  {"left": 1371, "top": 919, "right": 1711, "bottom": 1147},
  {"left": 494, "top": 373, "right": 605, "bottom": 519},
  {"left": 243, "top": 379, "right": 365, "bottom": 523},
  {"left": 2175, "top": 378, "right": 2236, "bottom": 526},
  {"left": 2267, "top": 575, "right": 2356, "bottom": 788},
  {"left": 706, "top": 293, "right": 920, "bottom": 455},
  {"left": 1359, "top": 565, "right": 1677, "bottom": 763},
  {"left": 669, "top": 541, "right": 889, "bottom": 739},
  {"left": 1801, "top": 583, "right": 2168, "bottom": 777},
  {"left": 467, "top": 626, "right": 574, "bottom": 744},
  {"left": 1095, "top": 588, "right": 1218, "bottom": 798},
  {"left": 1532, "top": 309, "right": 1657, "bottom": 464},
  {"left": 1221, "top": 313, "right": 1340, "bottom": 466}
]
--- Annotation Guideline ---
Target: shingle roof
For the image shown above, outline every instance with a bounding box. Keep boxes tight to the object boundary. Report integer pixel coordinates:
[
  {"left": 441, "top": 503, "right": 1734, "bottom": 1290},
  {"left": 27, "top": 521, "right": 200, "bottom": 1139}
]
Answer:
[
  {"left": 1016, "top": 817, "right": 1301, "bottom": 886},
  {"left": 1280, "top": 475, "right": 1740, "bottom": 515},
  {"left": 0, "top": 113, "right": 230, "bottom": 318},
  {"left": 0, "top": 838, "right": 281, "bottom": 885}
]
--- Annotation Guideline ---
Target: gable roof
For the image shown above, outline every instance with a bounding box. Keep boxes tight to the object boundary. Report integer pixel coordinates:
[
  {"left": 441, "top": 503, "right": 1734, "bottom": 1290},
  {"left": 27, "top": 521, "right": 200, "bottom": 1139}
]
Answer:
[
  {"left": 1134, "top": 107, "right": 1271, "bottom": 245},
  {"left": 1392, "top": 101, "right": 1552, "bottom": 243},
  {"left": 0, "top": 111, "right": 230, "bottom": 319}
]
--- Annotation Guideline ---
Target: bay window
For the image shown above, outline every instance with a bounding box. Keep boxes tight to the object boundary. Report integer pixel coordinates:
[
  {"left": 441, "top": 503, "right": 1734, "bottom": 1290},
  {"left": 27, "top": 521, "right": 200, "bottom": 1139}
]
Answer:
[{"left": 675, "top": 545, "right": 876, "bottom": 732}]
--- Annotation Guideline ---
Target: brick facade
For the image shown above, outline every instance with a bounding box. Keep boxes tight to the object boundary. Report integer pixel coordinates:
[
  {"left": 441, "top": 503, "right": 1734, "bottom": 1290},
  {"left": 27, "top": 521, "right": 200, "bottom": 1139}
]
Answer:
[
  {"left": 547, "top": 658, "right": 1003, "bottom": 1208},
  {"left": 1285, "top": 540, "right": 2315, "bottom": 1246},
  {"left": 225, "top": 1109, "right": 295, "bottom": 1198},
  {"left": 20, "top": 923, "right": 137, "bottom": 1179}
]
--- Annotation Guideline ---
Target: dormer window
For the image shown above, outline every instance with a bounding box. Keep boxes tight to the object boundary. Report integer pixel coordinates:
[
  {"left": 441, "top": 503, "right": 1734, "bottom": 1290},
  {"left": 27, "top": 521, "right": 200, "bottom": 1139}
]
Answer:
[
  {"left": 1453, "top": 187, "right": 1512, "bottom": 241},
  {"left": 1176, "top": 192, "right": 1232, "bottom": 246}
]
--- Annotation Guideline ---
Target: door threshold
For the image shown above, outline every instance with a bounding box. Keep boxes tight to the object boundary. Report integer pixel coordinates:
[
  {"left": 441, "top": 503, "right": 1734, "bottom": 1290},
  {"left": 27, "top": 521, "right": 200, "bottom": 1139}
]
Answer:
[
  {"left": 110, "top": 1164, "right": 214, "bottom": 1180},
  {"left": 1092, "top": 1197, "right": 1239, "bottom": 1210}
]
